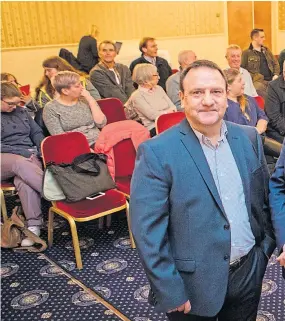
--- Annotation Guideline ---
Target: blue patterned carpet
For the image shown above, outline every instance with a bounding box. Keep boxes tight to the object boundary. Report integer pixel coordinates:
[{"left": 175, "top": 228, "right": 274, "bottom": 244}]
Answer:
[
  {"left": 1, "top": 249, "right": 121, "bottom": 321},
  {"left": 42, "top": 215, "right": 284, "bottom": 321},
  {"left": 1, "top": 196, "right": 285, "bottom": 321}
]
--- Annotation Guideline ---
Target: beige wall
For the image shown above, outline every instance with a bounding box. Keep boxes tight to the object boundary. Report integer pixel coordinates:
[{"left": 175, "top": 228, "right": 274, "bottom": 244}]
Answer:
[
  {"left": 272, "top": 1, "right": 285, "bottom": 54},
  {"left": 1, "top": 1, "right": 224, "bottom": 48}
]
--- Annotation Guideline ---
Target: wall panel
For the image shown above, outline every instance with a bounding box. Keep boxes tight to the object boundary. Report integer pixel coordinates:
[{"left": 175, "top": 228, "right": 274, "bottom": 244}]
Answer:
[
  {"left": 279, "top": 1, "right": 285, "bottom": 30},
  {"left": 1, "top": 1, "right": 224, "bottom": 48}
]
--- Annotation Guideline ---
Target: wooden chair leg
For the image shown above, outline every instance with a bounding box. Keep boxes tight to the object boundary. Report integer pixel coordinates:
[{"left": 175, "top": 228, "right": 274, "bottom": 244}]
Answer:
[
  {"left": 0, "top": 189, "right": 8, "bottom": 222},
  {"left": 98, "top": 217, "right": 104, "bottom": 229},
  {"left": 125, "top": 201, "right": 136, "bottom": 249},
  {"left": 67, "top": 217, "right": 83, "bottom": 269},
  {"left": 48, "top": 208, "right": 54, "bottom": 247}
]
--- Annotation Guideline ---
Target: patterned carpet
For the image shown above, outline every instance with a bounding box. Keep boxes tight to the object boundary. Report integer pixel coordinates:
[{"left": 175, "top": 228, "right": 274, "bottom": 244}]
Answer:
[
  {"left": 1, "top": 195, "right": 285, "bottom": 321},
  {"left": 1, "top": 249, "right": 121, "bottom": 321}
]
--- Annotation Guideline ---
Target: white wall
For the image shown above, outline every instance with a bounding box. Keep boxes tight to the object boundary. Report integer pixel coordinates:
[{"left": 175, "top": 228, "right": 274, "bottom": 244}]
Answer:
[{"left": 1, "top": 34, "right": 228, "bottom": 93}]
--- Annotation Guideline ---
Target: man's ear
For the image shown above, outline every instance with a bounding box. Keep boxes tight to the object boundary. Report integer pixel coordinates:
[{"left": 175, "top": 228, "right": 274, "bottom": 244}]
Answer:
[
  {"left": 179, "top": 90, "right": 184, "bottom": 101},
  {"left": 142, "top": 46, "right": 147, "bottom": 54}
]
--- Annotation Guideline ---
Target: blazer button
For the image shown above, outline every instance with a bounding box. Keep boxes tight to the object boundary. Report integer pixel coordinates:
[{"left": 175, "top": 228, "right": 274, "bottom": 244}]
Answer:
[
  {"left": 224, "top": 224, "right": 230, "bottom": 230},
  {"left": 224, "top": 255, "right": 230, "bottom": 261}
]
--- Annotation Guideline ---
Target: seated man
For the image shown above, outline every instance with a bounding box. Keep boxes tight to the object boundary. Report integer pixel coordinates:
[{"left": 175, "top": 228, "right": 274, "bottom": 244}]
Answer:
[
  {"left": 90, "top": 40, "right": 135, "bottom": 104},
  {"left": 224, "top": 44, "right": 257, "bottom": 97},
  {"left": 130, "top": 37, "right": 172, "bottom": 91},
  {"left": 265, "top": 60, "right": 285, "bottom": 143},
  {"left": 241, "top": 28, "right": 280, "bottom": 99},
  {"left": 166, "top": 50, "right": 196, "bottom": 110}
]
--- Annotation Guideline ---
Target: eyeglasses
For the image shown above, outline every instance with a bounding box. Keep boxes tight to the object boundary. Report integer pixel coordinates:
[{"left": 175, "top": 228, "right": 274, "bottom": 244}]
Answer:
[{"left": 1, "top": 99, "right": 20, "bottom": 106}]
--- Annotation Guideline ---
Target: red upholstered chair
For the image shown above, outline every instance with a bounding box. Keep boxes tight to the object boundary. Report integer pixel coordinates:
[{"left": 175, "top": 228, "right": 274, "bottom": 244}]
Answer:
[
  {"left": 254, "top": 96, "right": 265, "bottom": 110},
  {"left": 97, "top": 98, "right": 127, "bottom": 124},
  {"left": 1, "top": 181, "right": 16, "bottom": 222},
  {"left": 155, "top": 111, "right": 186, "bottom": 134},
  {"left": 172, "top": 69, "right": 179, "bottom": 74},
  {"left": 41, "top": 132, "right": 135, "bottom": 269},
  {"left": 113, "top": 139, "right": 137, "bottom": 197}
]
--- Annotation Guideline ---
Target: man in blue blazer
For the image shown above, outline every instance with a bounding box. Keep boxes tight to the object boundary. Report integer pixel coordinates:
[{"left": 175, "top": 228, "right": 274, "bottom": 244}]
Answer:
[
  {"left": 269, "top": 139, "right": 285, "bottom": 278},
  {"left": 130, "top": 60, "right": 276, "bottom": 320}
]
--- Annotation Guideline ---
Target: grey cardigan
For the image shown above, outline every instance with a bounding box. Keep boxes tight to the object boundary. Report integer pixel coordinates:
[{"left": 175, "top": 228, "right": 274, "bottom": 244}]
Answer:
[{"left": 90, "top": 62, "right": 135, "bottom": 104}]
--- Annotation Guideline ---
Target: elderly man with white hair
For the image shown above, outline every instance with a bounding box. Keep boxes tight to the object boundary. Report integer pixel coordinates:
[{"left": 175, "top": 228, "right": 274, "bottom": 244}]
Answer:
[
  {"left": 224, "top": 44, "right": 258, "bottom": 97},
  {"left": 166, "top": 50, "right": 197, "bottom": 110}
]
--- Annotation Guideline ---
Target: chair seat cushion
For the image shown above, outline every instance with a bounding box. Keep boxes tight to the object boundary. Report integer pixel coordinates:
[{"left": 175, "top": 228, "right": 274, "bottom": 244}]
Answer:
[
  {"left": 1, "top": 181, "right": 15, "bottom": 189},
  {"left": 54, "top": 189, "right": 126, "bottom": 219},
  {"left": 116, "top": 177, "right": 131, "bottom": 196}
]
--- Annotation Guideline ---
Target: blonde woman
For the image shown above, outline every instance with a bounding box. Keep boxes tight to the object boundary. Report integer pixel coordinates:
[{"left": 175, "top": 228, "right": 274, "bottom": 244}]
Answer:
[
  {"left": 224, "top": 68, "right": 268, "bottom": 134},
  {"left": 125, "top": 63, "right": 176, "bottom": 137},
  {"left": 43, "top": 71, "right": 106, "bottom": 146}
]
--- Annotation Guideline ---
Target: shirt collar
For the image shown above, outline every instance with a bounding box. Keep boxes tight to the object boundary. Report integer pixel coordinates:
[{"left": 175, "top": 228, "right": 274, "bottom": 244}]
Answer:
[
  {"left": 192, "top": 121, "right": 228, "bottom": 149},
  {"left": 143, "top": 55, "right": 156, "bottom": 65}
]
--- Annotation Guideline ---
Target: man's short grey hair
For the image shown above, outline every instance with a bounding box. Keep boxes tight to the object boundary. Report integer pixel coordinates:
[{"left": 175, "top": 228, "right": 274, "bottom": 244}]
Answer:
[
  {"left": 225, "top": 44, "right": 242, "bottom": 57},
  {"left": 178, "top": 50, "right": 196, "bottom": 66},
  {"left": 52, "top": 71, "right": 80, "bottom": 94},
  {"left": 132, "top": 63, "right": 158, "bottom": 85}
]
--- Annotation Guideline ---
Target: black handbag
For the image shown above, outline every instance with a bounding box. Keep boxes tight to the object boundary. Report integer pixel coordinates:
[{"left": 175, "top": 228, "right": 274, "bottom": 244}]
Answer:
[{"left": 46, "top": 153, "right": 116, "bottom": 202}]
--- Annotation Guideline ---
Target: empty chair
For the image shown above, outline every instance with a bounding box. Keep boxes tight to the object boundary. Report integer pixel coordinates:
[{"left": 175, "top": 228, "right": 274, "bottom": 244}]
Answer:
[
  {"left": 97, "top": 98, "right": 127, "bottom": 124},
  {"left": 41, "top": 131, "right": 135, "bottom": 269},
  {"left": 155, "top": 111, "right": 186, "bottom": 134},
  {"left": 254, "top": 96, "right": 265, "bottom": 110}
]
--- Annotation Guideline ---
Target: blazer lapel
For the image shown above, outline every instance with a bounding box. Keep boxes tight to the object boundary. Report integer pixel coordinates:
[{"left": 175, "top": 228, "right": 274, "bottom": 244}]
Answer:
[
  {"left": 179, "top": 120, "right": 226, "bottom": 217},
  {"left": 98, "top": 63, "right": 122, "bottom": 88},
  {"left": 226, "top": 124, "right": 251, "bottom": 214}
]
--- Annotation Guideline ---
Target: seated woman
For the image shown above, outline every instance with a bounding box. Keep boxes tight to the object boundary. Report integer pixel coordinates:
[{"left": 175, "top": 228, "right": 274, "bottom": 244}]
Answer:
[
  {"left": 43, "top": 71, "right": 106, "bottom": 146},
  {"left": 125, "top": 63, "right": 176, "bottom": 137},
  {"left": 1, "top": 81, "right": 44, "bottom": 246},
  {"left": 35, "top": 56, "right": 101, "bottom": 108},
  {"left": 1, "top": 72, "right": 39, "bottom": 117},
  {"left": 224, "top": 68, "right": 268, "bottom": 134}
]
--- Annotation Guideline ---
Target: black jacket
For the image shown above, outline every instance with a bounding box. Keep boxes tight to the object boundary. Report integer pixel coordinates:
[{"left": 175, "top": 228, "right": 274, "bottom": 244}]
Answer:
[
  {"left": 77, "top": 36, "right": 99, "bottom": 73},
  {"left": 265, "top": 75, "right": 285, "bottom": 143},
  {"left": 129, "top": 56, "right": 172, "bottom": 91}
]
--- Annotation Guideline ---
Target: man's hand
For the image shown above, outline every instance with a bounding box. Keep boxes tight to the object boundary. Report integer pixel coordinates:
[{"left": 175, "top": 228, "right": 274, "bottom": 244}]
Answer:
[
  {"left": 277, "top": 245, "right": 285, "bottom": 267},
  {"left": 272, "top": 75, "right": 278, "bottom": 81},
  {"left": 167, "top": 300, "right": 191, "bottom": 314}
]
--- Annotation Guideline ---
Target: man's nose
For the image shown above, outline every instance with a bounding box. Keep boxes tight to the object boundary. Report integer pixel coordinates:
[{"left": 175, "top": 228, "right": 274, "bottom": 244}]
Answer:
[{"left": 202, "top": 92, "right": 214, "bottom": 106}]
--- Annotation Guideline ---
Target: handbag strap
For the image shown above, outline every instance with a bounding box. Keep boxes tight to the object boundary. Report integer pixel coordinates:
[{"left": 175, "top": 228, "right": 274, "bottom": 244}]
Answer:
[{"left": 72, "top": 153, "right": 106, "bottom": 176}]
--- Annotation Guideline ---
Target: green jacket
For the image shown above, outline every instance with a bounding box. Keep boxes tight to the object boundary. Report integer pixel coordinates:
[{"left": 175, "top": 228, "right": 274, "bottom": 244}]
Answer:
[{"left": 241, "top": 43, "right": 280, "bottom": 82}]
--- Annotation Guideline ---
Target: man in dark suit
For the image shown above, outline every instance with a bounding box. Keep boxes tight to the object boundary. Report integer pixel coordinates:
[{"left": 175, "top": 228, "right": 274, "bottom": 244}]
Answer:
[
  {"left": 129, "top": 37, "right": 172, "bottom": 91},
  {"left": 269, "top": 139, "right": 285, "bottom": 278},
  {"left": 130, "top": 60, "right": 276, "bottom": 320}
]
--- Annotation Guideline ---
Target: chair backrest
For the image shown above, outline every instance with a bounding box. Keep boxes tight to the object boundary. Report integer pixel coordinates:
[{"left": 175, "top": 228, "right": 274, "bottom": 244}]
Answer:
[
  {"left": 155, "top": 111, "right": 186, "bottom": 134},
  {"left": 254, "top": 96, "right": 265, "bottom": 110},
  {"left": 172, "top": 69, "right": 179, "bottom": 74},
  {"left": 41, "top": 132, "right": 90, "bottom": 166},
  {"left": 113, "top": 139, "right": 136, "bottom": 178},
  {"left": 97, "top": 98, "right": 127, "bottom": 124}
]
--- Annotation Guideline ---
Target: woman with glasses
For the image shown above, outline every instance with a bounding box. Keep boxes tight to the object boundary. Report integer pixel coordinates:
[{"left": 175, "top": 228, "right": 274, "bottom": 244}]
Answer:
[
  {"left": 1, "top": 72, "right": 40, "bottom": 117},
  {"left": 1, "top": 81, "right": 44, "bottom": 246},
  {"left": 125, "top": 63, "right": 176, "bottom": 137}
]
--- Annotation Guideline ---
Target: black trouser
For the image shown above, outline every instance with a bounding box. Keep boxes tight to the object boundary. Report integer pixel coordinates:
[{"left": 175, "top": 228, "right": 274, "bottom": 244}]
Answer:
[{"left": 167, "top": 246, "right": 268, "bottom": 321}]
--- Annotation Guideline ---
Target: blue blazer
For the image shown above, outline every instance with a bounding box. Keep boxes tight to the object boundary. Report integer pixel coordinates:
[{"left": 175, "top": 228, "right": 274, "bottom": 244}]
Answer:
[
  {"left": 269, "top": 139, "right": 285, "bottom": 278},
  {"left": 130, "top": 119, "right": 276, "bottom": 316}
]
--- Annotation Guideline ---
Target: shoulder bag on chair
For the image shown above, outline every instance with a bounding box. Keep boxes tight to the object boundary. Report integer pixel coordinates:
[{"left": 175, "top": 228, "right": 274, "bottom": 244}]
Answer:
[{"left": 44, "top": 153, "right": 116, "bottom": 202}]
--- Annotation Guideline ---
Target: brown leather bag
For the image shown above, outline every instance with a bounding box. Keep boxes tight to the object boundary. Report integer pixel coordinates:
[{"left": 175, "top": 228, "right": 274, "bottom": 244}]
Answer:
[{"left": 1, "top": 206, "right": 47, "bottom": 252}]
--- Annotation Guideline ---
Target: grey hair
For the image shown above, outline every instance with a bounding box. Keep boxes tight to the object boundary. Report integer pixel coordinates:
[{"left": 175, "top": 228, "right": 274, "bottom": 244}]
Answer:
[
  {"left": 132, "top": 63, "right": 158, "bottom": 85},
  {"left": 51, "top": 71, "right": 80, "bottom": 94}
]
